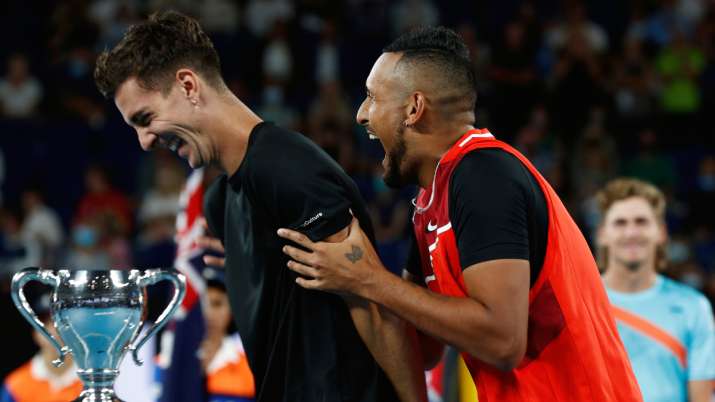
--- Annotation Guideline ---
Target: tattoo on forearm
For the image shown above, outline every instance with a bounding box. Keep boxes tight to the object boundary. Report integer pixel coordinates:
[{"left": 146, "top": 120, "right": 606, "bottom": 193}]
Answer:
[{"left": 345, "top": 245, "right": 363, "bottom": 263}]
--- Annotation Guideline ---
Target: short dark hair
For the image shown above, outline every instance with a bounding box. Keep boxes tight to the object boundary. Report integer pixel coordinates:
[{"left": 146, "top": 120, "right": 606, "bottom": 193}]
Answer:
[
  {"left": 383, "top": 26, "right": 476, "bottom": 106},
  {"left": 94, "top": 10, "right": 223, "bottom": 98}
]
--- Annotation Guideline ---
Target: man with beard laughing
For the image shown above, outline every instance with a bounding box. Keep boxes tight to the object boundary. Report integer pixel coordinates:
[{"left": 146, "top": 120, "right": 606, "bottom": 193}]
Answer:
[
  {"left": 277, "top": 26, "right": 644, "bottom": 401},
  {"left": 598, "top": 178, "right": 715, "bottom": 402},
  {"left": 94, "top": 10, "right": 426, "bottom": 402}
]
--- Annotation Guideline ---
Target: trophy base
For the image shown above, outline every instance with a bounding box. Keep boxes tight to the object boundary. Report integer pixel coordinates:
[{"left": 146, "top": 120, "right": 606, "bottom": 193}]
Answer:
[{"left": 72, "top": 388, "right": 124, "bottom": 402}]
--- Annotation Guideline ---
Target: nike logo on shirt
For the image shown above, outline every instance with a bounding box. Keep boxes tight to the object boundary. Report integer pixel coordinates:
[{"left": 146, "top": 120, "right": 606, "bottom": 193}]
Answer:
[{"left": 426, "top": 221, "right": 438, "bottom": 232}]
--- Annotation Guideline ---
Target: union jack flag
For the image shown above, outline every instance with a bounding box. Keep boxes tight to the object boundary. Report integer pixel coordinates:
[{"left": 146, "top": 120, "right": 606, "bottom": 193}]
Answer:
[{"left": 156, "top": 168, "right": 207, "bottom": 402}]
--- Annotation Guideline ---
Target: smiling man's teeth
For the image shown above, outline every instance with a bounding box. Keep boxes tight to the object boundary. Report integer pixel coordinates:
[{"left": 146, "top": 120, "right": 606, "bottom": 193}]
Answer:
[
  {"left": 162, "top": 134, "right": 184, "bottom": 152},
  {"left": 369, "top": 134, "right": 378, "bottom": 140}
]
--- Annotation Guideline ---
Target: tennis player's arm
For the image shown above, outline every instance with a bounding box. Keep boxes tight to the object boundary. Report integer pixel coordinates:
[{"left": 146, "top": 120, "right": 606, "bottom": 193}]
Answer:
[
  {"left": 358, "top": 259, "right": 530, "bottom": 371},
  {"left": 688, "top": 380, "right": 714, "bottom": 402},
  {"left": 687, "top": 297, "right": 715, "bottom": 402},
  {"left": 403, "top": 269, "right": 445, "bottom": 370},
  {"left": 325, "top": 227, "right": 427, "bottom": 402}
]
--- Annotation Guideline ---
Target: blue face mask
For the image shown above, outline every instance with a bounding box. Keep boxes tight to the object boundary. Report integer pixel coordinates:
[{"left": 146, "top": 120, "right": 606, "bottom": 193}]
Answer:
[{"left": 73, "top": 225, "right": 97, "bottom": 247}]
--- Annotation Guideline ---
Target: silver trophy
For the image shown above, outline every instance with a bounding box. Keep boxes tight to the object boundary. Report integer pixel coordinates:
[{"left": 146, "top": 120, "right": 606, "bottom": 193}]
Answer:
[{"left": 11, "top": 268, "right": 186, "bottom": 402}]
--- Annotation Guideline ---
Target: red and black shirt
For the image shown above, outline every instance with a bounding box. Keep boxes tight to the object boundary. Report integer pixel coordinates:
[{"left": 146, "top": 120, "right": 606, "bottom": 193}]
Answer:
[{"left": 408, "top": 129, "right": 642, "bottom": 402}]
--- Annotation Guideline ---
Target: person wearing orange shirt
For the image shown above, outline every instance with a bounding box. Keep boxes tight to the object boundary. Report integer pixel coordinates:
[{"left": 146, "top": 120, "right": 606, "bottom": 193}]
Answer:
[
  {"left": 1, "top": 295, "right": 82, "bottom": 402},
  {"left": 277, "top": 26, "right": 643, "bottom": 402},
  {"left": 199, "top": 270, "right": 255, "bottom": 402}
]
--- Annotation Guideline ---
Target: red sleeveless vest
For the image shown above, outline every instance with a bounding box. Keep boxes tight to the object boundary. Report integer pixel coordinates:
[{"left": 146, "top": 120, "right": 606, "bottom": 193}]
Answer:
[{"left": 412, "top": 129, "right": 642, "bottom": 402}]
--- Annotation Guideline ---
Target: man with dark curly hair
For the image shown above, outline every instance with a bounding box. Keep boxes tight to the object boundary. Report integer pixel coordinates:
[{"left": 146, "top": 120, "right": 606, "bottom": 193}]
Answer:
[
  {"left": 94, "top": 10, "right": 425, "bottom": 402},
  {"left": 277, "top": 26, "right": 644, "bottom": 401}
]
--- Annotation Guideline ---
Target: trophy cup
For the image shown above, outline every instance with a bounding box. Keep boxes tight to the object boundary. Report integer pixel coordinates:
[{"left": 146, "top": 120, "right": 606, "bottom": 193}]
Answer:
[{"left": 11, "top": 268, "right": 186, "bottom": 402}]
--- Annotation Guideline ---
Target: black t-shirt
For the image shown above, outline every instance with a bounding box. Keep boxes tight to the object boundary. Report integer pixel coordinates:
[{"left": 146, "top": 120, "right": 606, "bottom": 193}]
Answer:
[
  {"left": 407, "top": 148, "right": 548, "bottom": 286},
  {"left": 204, "top": 122, "right": 398, "bottom": 402}
]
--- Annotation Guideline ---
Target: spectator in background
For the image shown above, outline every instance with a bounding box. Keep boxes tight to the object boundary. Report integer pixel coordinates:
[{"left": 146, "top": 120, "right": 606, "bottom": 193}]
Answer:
[
  {"left": 198, "top": 0, "right": 240, "bottom": 37},
  {"left": 64, "top": 219, "right": 110, "bottom": 269},
  {"left": 257, "top": 82, "right": 299, "bottom": 129},
  {"left": 148, "top": 0, "right": 195, "bottom": 14},
  {"left": 48, "top": 1, "right": 104, "bottom": 126},
  {"left": 307, "top": 81, "right": 353, "bottom": 136},
  {"left": 692, "top": 225, "right": 715, "bottom": 277},
  {"left": 89, "top": 1, "right": 139, "bottom": 49},
  {"left": 598, "top": 178, "right": 715, "bottom": 402},
  {"left": 656, "top": 29, "right": 705, "bottom": 145},
  {"left": 0, "top": 148, "right": 5, "bottom": 206},
  {"left": 513, "top": 105, "right": 561, "bottom": 180},
  {"left": 624, "top": 129, "right": 676, "bottom": 192},
  {"left": 625, "top": 4, "right": 650, "bottom": 45},
  {"left": 307, "top": 82, "right": 355, "bottom": 166},
  {"left": 571, "top": 109, "right": 619, "bottom": 227},
  {"left": 688, "top": 156, "right": 715, "bottom": 272},
  {"left": 75, "top": 165, "right": 132, "bottom": 237},
  {"left": 705, "top": 272, "right": 715, "bottom": 311},
  {"left": 366, "top": 179, "right": 411, "bottom": 274},
  {"left": 688, "top": 155, "right": 715, "bottom": 231},
  {"left": 613, "top": 38, "right": 656, "bottom": 133},
  {"left": 262, "top": 21, "right": 293, "bottom": 84},
  {"left": 570, "top": 108, "right": 618, "bottom": 203},
  {"left": 0, "top": 54, "right": 43, "bottom": 119},
  {"left": 489, "top": 20, "right": 540, "bottom": 140},
  {"left": 137, "top": 159, "right": 184, "bottom": 247},
  {"left": 549, "top": 26, "right": 606, "bottom": 143},
  {"left": 306, "top": 119, "right": 355, "bottom": 169},
  {"left": 20, "top": 188, "right": 64, "bottom": 267},
  {"left": 245, "top": 0, "right": 294, "bottom": 38},
  {"left": 545, "top": 3, "right": 609, "bottom": 55},
  {"left": 198, "top": 269, "right": 255, "bottom": 402},
  {"left": 258, "top": 21, "right": 299, "bottom": 129},
  {"left": 72, "top": 165, "right": 132, "bottom": 269},
  {"left": 390, "top": 0, "right": 439, "bottom": 36},
  {"left": 0, "top": 207, "right": 40, "bottom": 278},
  {"left": 0, "top": 293, "right": 82, "bottom": 402},
  {"left": 455, "top": 23, "right": 491, "bottom": 108},
  {"left": 315, "top": 20, "right": 341, "bottom": 84},
  {"left": 644, "top": 0, "right": 695, "bottom": 48},
  {"left": 96, "top": 208, "right": 132, "bottom": 269}
]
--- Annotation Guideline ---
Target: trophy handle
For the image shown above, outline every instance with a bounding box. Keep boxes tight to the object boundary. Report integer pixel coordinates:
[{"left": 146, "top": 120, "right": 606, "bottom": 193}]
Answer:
[
  {"left": 10, "top": 268, "right": 69, "bottom": 367},
  {"left": 129, "top": 268, "right": 186, "bottom": 365}
]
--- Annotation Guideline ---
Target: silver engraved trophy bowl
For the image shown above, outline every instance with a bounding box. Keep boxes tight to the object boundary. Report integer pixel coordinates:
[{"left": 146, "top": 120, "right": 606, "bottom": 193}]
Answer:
[{"left": 11, "top": 268, "right": 186, "bottom": 402}]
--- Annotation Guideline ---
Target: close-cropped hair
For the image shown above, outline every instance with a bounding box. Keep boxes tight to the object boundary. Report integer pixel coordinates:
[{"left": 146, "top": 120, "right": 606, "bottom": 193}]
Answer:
[{"left": 383, "top": 26, "right": 477, "bottom": 106}]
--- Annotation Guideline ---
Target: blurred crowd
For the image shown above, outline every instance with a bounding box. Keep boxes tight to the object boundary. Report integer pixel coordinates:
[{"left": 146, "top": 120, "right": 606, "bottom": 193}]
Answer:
[{"left": 1, "top": 0, "right": 714, "bottom": 381}]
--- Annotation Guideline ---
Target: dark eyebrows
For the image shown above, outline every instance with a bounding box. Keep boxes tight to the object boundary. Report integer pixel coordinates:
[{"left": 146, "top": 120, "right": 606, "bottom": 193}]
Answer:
[{"left": 129, "top": 108, "right": 151, "bottom": 126}]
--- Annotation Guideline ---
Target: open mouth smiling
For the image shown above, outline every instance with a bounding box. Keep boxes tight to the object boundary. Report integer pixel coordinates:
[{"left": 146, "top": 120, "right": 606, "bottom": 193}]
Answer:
[{"left": 158, "top": 133, "right": 185, "bottom": 152}]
